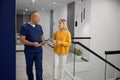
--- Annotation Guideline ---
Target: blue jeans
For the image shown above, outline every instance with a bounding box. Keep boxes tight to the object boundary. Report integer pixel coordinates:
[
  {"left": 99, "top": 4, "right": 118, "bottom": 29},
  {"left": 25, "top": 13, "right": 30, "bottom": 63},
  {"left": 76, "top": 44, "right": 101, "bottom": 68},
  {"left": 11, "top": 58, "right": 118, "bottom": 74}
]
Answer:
[{"left": 24, "top": 48, "right": 43, "bottom": 80}]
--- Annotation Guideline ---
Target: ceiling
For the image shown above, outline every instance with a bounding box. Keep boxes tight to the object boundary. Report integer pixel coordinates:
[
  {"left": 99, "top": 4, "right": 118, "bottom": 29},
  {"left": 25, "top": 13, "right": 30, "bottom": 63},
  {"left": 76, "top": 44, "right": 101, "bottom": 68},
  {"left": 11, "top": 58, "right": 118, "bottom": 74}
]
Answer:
[{"left": 17, "top": 0, "right": 75, "bottom": 14}]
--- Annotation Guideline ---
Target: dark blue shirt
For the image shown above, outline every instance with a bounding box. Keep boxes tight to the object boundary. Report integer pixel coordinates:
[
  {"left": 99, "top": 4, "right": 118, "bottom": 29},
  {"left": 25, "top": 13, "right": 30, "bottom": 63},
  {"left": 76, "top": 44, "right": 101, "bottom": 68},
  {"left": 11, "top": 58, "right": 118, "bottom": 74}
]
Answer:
[{"left": 20, "top": 23, "right": 43, "bottom": 51}]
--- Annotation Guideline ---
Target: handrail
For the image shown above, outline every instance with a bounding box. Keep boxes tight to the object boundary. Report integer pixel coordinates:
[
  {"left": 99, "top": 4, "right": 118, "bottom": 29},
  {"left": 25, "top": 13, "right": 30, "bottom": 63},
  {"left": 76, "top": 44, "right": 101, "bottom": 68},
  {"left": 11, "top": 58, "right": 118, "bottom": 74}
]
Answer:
[
  {"left": 72, "top": 41, "right": 120, "bottom": 72},
  {"left": 72, "top": 37, "right": 91, "bottom": 39},
  {"left": 115, "top": 77, "right": 120, "bottom": 80},
  {"left": 105, "top": 50, "right": 120, "bottom": 55}
]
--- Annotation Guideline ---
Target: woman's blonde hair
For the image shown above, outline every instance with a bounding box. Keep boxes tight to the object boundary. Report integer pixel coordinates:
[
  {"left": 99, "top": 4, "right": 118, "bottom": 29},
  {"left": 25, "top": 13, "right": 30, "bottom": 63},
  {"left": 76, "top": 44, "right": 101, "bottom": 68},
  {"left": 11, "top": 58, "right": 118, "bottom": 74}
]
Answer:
[{"left": 59, "top": 19, "right": 68, "bottom": 30}]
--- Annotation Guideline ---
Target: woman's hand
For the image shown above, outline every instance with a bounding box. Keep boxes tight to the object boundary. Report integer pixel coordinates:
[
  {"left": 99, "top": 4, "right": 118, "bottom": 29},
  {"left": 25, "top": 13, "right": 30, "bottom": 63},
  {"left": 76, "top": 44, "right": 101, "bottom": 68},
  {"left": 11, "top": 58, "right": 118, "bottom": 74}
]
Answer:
[
  {"left": 53, "top": 40, "right": 57, "bottom": 47},
  {"left": 53, "top": 40, "right": 62, "bottom": 47},
  {"left": 56, "top": 41, "right": 61, "bottom": 46}
]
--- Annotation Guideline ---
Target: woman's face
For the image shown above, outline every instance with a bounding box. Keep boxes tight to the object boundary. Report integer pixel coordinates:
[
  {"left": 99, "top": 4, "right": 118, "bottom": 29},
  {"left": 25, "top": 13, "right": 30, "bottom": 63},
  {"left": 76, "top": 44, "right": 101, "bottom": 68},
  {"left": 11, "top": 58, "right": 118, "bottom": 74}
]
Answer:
[{"left": 59, "top": 21, "right": 64, "bottom": 30}]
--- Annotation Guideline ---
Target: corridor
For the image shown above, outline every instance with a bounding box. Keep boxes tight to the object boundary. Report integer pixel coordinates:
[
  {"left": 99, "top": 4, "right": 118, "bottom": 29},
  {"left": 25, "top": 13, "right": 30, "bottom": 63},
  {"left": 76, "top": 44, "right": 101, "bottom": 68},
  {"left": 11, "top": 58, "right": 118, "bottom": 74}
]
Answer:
[{"left": 16, "top": 45, "right": 72, "bottom": 80}]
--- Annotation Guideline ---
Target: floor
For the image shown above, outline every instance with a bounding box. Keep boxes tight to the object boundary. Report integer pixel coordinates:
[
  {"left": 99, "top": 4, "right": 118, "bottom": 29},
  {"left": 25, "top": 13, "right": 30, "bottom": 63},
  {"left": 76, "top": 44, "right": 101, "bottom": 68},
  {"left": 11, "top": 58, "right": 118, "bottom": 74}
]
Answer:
[
  {"left": 16, "top": 43, "right": 94, "bottom": 80},
  {"left": 17, "top": 44, "right": 120, "bottom": 80},
  {"left": 16, "top": 45, "right": 73, "bottom": 80}
]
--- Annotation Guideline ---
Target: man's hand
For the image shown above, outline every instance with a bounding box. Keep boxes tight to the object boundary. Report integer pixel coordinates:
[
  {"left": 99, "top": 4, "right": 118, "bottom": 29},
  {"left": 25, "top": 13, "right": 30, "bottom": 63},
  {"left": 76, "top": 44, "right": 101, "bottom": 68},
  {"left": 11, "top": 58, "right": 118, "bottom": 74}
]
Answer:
[
  {"left": 32, "top": 42, "right": 41, "bottom": 47},
  {"left": 40, "top": 41, "right": 46, "bottom": 46},
  {"left": 40, "top": 35, "right": 46, "bottom": 46}
]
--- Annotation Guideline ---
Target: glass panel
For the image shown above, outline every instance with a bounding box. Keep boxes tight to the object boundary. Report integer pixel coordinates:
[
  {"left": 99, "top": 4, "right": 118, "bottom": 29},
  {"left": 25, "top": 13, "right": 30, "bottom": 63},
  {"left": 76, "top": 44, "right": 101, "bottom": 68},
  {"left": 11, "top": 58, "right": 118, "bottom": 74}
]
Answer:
[
  {"left": 73, "top": 39, "right": 90, "bottom": 61},
  {"left": 65, "top": 41, "right": 117, "bottom": 80},
  {"left": 65, "top": 44, "right": 75, "bottom": 80},
  {"left": 73, "top": 43, "right": 90, "bottom": 80},
  {"left": 105, "top": 54, "right": 120, "bottom": 80},
  {"left": 105, "top": 64, "right": 120, "bottom": 80},
  {"left": 65, "top": 39, "right": 91, "bottom": 80}
]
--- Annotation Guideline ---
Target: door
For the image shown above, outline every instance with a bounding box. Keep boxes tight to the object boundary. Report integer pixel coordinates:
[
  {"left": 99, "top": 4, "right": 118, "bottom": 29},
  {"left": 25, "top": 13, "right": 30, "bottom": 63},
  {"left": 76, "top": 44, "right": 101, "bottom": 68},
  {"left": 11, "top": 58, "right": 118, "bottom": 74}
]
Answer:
[
  {"left": 67, "top": 2, "right": 75, "bottom": 37},
  {"left": 50, "top": 10, "right": 54, "bottom": 38},
  {"left": 67, "top": 2, "right": 75, "bottom": 51}
]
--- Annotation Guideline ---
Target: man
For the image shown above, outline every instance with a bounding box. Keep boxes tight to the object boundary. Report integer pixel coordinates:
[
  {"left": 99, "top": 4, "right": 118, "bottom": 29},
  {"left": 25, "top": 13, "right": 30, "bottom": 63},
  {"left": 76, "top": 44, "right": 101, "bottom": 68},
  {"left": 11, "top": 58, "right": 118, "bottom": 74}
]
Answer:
[{"left": 20, "top": 12, "right": 45, "bottom": 80}]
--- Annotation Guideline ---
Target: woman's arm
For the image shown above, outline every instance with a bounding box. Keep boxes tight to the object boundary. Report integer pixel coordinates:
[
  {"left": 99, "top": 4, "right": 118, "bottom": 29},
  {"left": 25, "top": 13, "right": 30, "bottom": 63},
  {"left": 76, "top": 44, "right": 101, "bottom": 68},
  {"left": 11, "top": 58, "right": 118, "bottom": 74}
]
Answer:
[{"left": 61, "top": 31, "right": 71, "bottom": 47}]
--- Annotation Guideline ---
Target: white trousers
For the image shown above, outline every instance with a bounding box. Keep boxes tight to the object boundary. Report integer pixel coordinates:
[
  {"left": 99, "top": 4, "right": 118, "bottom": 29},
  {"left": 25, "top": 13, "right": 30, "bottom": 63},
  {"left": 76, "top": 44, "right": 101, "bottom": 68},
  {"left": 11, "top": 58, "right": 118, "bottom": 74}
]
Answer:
[{"left": 53, "top": 53, "right": 67, "bottom": 79}]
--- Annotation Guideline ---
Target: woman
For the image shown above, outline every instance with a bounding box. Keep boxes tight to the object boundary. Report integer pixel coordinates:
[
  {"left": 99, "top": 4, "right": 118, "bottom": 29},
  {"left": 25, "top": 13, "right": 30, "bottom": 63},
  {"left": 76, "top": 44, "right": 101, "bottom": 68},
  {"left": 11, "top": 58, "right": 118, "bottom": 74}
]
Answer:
[{"left": 53, "top": 19, "right": 71, "bottom": 80}]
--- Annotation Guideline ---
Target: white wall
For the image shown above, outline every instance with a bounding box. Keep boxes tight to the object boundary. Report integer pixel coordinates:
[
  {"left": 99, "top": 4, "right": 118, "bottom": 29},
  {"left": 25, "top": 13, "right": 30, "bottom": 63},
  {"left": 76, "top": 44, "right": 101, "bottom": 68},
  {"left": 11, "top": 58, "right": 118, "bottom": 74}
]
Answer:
[
  {"left": 90, "top": 0, "right": 120, "bottom": 80},
  {"left": 74, "top": 0, "right": 91, "bottom": 61},
  {"left": 38, "top": 11, "right": 50, "bottom": 39},
  {"left": 74, "top": 0, "right": 91, "bottom": 37},
  {"left": 74, "top": 0, "right": 120, "bottom": 79},
  {"left": 53, "top": 5, "right": 67, "bottom": 33}
]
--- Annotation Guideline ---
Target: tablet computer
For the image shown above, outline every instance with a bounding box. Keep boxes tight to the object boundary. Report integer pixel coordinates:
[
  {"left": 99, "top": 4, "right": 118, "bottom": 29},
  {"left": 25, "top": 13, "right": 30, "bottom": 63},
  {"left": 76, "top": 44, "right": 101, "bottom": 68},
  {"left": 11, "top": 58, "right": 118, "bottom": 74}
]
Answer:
[{"left": 40, "top": 41, "right": 47, "bottom": 45}]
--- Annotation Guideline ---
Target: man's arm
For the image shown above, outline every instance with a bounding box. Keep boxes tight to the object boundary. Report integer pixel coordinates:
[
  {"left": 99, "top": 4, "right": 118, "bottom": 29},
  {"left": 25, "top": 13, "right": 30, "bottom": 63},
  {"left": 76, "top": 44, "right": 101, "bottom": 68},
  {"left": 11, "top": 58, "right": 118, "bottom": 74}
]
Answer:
[
  {"left": 20, "top": 36, "right": 41, "bottom": 47},
  {"left": 41, "top": 35, "right": 45, "bottom": 42},
  {"left": 40, "top": 35, "right": 46, "bottom": 46},
  {"left": 20, "top": 36, "right": 33, "bottom": 46}
]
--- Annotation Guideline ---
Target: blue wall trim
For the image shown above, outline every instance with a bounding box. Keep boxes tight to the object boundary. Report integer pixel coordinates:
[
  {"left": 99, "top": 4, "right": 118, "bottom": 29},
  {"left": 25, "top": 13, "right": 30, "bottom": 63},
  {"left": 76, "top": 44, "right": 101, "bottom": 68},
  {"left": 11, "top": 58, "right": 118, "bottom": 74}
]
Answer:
[{"left": 0, "top": 0, "right": 16, "bottom": 80}]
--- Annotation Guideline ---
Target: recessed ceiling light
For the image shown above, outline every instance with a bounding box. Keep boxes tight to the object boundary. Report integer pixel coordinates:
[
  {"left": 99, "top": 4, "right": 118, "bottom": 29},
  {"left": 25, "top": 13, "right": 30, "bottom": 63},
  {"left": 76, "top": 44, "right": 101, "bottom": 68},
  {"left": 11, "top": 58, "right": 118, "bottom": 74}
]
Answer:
[
  {"left": 25, "top": 8, "right": 28, "bottom": 12},
  {"left": 31, "top": 0, "right": 35, "bottom": 4},
  {"left": 53, "top": 1, "right": 56, "bottom": 5},
  {"left": 23, "top": 12, "right": 25, "bottom": 14}
]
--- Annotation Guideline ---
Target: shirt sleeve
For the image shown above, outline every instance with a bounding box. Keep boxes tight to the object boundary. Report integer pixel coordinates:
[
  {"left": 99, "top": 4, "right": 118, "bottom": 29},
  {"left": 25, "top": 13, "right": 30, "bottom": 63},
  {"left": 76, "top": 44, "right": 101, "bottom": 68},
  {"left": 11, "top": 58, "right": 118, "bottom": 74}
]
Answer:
[
  {"left": 20, "top": 26, "right": 27, "bottom": 36},
  {"left": 40, "top": 25, "right": 44, "bottom": 35}
]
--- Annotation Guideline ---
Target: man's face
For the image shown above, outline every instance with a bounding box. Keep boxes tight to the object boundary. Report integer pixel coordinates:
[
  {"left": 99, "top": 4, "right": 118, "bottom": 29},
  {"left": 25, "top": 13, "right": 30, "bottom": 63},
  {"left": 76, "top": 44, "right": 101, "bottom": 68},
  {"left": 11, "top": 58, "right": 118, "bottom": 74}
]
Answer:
[{"left": 33, "top": 15, "right": 40, "bottom": 24}]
